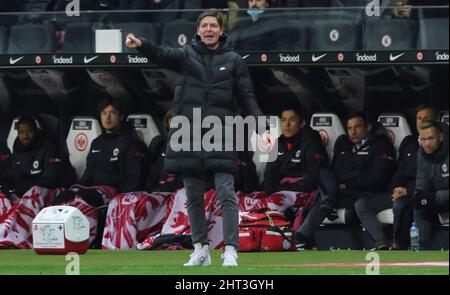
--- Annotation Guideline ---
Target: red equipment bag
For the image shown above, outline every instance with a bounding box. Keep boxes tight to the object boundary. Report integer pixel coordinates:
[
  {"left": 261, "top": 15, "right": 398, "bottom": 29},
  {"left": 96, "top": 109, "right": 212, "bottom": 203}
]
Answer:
[{"left": 238, "top": 209, "right": 295, "bottom": 252}]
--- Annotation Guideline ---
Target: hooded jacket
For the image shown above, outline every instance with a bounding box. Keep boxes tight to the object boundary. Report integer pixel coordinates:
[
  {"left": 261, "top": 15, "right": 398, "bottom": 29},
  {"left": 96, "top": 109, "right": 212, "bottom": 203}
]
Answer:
[
  {"left": 78, "top": 122, "right": 147, "bottom": 193},
  {"left": 262, "top": 126, "right": 328, "bottom": 195},
  {"left": 137, "top": 34, "right": 263, "bottom": 176},
  {"left": 416, "top": 123, "right": 449, "bottom": 194}
]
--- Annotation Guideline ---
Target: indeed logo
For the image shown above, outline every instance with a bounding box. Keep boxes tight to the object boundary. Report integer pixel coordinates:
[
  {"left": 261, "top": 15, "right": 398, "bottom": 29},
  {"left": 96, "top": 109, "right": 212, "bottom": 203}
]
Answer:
[
  {"left": 279, "top": 54, "right": 300, "bottom": 63},
  {"left": 435, "top": 51, "right": 449, "bottom": 61},
  {"left": 356, "top": 53, "right": 377, "bottom": 62},
  {"left": 128, "top": 55, "right": 148, "bottom": 64},
  {"left": 52, "top": 56, "right": 73, "bottom": 64}
]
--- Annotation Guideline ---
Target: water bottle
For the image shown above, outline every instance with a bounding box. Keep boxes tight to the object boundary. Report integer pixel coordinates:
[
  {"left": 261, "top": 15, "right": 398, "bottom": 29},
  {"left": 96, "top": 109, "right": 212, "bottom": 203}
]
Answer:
[{"left": 410, "top": 221, "right": 420, "bottom": 251}]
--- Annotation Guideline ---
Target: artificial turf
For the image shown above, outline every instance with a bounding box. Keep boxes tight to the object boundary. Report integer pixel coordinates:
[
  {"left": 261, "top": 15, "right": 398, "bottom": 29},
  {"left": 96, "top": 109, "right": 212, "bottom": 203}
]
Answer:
[{"left": 0, "top": 249, "right": 448, "bottom": 275}]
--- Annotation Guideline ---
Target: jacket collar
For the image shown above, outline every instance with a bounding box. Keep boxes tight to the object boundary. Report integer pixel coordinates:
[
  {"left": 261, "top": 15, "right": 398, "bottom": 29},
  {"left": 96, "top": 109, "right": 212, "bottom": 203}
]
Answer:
[
  {"left": 191, "top": 33, "right": 232, "bottom": 54},
  {"left": 280, "top": 126, "right": 316, "bottom": 149},
  {"left": 13, "top": 133, "right": 43, "bottom": 153}
]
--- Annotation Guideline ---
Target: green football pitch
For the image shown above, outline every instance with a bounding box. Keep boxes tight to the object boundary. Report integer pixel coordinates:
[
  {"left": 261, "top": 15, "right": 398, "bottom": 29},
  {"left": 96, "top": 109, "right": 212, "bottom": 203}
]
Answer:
[{"left": 0, "top": 250, "right": 448, "bottom": 275}]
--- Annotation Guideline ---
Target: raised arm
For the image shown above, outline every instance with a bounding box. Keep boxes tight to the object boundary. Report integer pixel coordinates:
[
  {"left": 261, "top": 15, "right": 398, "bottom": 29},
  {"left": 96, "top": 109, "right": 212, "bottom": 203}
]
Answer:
[{"left": 126, "top": 33, "right": 188, "bottom": 72}]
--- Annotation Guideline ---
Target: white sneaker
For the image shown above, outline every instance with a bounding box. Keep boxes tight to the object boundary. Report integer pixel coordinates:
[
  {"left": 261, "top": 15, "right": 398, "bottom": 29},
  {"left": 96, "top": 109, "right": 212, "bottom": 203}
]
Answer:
[
  {"left": 183, "top": 245, "right": 211, "bottom": 267},
  {"left": 221, "top": 246, "right": 238, "bottom": 267}
]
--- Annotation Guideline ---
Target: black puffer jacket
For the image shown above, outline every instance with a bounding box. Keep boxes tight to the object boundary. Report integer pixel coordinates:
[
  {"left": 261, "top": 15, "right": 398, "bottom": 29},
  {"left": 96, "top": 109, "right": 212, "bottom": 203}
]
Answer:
[
  {"left": 416, "top": 123, "right": 449, "bottom": 194},
  {"left": 137, "top": 34, "right": 263, "bottom": 176},
  {"left": 262, "top": 126, "right": 328, "bottom": 195},
  {"left": 0, "top": 134, "right": 61, "bottom": 196},
  {"left": 79, "top": 122, "right": 147, "bottom": 193}
]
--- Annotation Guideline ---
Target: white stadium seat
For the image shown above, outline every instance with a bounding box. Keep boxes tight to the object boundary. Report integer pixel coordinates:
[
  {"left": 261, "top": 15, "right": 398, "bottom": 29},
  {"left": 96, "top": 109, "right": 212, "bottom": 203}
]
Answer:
[
  {"left": 439, "top": 212, "right": 449, "bottom": 225},
  {"left": 323, "top": 208, "right": 346, "bottom": 224},
  {"left": 376, "top": 209, "right": 394, "bottom": 224},
  {"left": 251, "top": 117, "right": 282, "bottom": 185},
  {"left": 7, "top": 117, "right": 41, "bottom": 152},
  {"left": 127, "top": 114, "right": 161, "bottom": 147},
  {"left": 310, "top": 113, "right": 345, "bottom": 161},
  {"left": 322, "top": 208, "right": 393, "bottom": 225},
  {"left": 441, "top": 112, "right": 449, "bottom": 125},
  {"left": 66, "top": 117, "right": 101, "bottom": 179},
  {"left": 378, "top": 113, "right": 412, "bottom": 155}
]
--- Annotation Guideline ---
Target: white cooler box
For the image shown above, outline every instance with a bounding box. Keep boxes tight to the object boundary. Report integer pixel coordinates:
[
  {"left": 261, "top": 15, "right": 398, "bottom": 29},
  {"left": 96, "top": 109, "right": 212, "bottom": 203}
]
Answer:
[{"left": 32, "top": 206, "right": 89, "bottom": 255}]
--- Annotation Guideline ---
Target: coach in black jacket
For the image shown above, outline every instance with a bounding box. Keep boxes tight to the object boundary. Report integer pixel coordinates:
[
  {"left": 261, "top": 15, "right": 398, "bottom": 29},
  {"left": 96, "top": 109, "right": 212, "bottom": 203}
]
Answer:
[
  {"left": 263, "top": 103, "right": 328, "bottom": 195},
  {"left": 334, "top": 114, "right": 395, "bottom": 249},
  {"left": 332, "top": 123, "right": 395, "bottom": 196},
  {"left": 126, "top": 10, "right": 272, "bottom": 266},
  {"left": 127, "top": 17, "right": 267, "bottom": 177},
  {"left": 295, "top": 112, "right": 396, "bottom": 249},
  {"left": 0, "top": 116, "right": 61, "bottom": 198}
]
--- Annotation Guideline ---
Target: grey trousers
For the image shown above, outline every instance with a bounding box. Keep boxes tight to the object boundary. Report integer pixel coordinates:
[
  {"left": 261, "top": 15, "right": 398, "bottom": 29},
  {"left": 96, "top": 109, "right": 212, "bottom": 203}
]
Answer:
[
  {"left": 183, "top": 172, "right": 239, "bottom": 249},
  {"left": 298, "top": 191, "right": 391, "bottom": 248},
  {"left": 354, "top": 193, "right": 392, "bottom": 248}
]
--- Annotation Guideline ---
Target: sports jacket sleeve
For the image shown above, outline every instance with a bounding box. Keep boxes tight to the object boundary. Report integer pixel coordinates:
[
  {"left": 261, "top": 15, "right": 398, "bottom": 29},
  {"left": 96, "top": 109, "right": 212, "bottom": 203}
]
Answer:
[
  {"left": 120, "top": 141, "right": 147, "bottom": 193},
  {"left": 34, "top": 144, "right": 61, "bottom": 189},
  {"left": 331, "top": 134, "right": 356, "bottom": 180},
  {"left": 415, "top": 151, "right": 434, "bottom": 192},
  {"left": 137, "top": 39, "right": 187, "bottom": 72},
  {"left": 78, "top": 146, "right": 96, "bottom": 186},
  {"left": 389, "top": 136, "right": 417, "bottom": 194},
  {"left": 145, "top": 136, "right": 164, "bottom": 192},
  {"left": 262, "top": 160, "right": 281, "bottom": 195},
  {"left": 345, "top": 138, "right": 396, "bottom": 192}
]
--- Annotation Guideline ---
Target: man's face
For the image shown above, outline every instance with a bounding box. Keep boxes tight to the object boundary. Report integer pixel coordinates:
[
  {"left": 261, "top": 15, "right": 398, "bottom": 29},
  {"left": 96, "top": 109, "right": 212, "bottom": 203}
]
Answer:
[
  {"left": 248, "top": 0, "right": 269, "bottom": 9},
  {"left": 17, "top": 123, "right": 37, "bottom": 146},
  {"left": 419, "top": 127, "right": 443, "bottom": 155},
  {"left": 347, "top": 117, "right": 368, "bottom": 145},
  {"left": 100, "top": 105, "right": 121, "bottom": 132},
  {"left": 281, "top": 110, "right": 302, "bottom": 139},
  {"left": 197, "top": 16, "right": 223, "bottom": 50},
  {"left": 416, "top": 108, "right": 435, "bottom": 132}
]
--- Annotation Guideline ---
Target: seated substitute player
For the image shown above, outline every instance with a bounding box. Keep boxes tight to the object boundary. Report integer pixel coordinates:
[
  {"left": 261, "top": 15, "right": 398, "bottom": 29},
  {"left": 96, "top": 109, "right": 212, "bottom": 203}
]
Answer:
[
  {"left": 235, "top": 103, "right": 328, "bottom": 221},
  {"left": 262, "top": 103, "right": 328, "bottom": 196},
  {"left": 101, "top": 111, "right": 184, "bottom": 249},
  {"left": 0, "top": 116, "right": 63, "bottom": 248},
  {"left": 53, "top": 97, "right": 147, "bottom": 245}
]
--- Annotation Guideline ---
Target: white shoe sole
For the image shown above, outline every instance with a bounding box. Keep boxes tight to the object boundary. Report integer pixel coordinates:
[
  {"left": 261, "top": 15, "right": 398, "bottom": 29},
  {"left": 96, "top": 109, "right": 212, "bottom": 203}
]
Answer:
[{"left": 183, "top": 258, "right": 212, "bottom": 267}]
